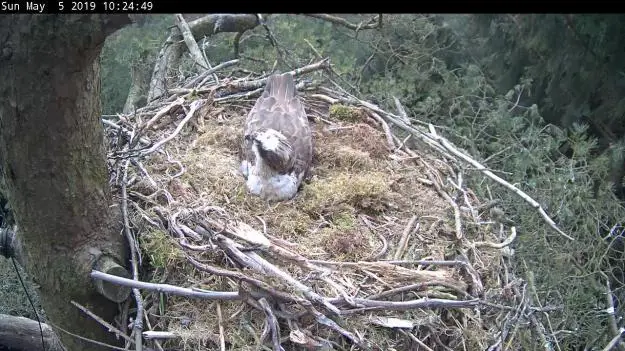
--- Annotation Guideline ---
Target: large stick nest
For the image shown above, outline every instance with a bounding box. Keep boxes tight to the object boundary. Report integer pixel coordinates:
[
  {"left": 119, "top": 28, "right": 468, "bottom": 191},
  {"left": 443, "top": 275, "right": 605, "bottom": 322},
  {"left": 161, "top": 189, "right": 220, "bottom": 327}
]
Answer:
[{"left": 104, "top": 59, "right": 518, "bottom": 351}]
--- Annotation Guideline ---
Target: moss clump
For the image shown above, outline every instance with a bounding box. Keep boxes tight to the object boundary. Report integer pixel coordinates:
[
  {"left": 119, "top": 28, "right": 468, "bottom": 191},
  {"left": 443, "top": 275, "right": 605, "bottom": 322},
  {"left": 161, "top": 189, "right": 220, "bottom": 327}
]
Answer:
[
  {"left": 302, "top": 172, "right": 391, "bottom": 215},
  {"left": 267, "top": 204, "right": 315, "bottom": 236},
  {"left": 315, "top": 143, "right": 375, "bottom": 171},
  {"left": 140, "top": 229, "right": 184, "bottom": 269},
  {"left": 329, "top": 104, "right": 362, "bottom": 122},
  {"left": 331, "top": 210, "right": 357, "bottom": 229}
]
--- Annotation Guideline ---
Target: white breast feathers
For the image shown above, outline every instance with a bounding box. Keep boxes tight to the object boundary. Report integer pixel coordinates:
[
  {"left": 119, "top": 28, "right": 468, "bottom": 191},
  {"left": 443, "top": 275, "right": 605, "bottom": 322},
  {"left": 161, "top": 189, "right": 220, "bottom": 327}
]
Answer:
[{"left": 242, "top": 129, "right": 300, "bottom": 201}]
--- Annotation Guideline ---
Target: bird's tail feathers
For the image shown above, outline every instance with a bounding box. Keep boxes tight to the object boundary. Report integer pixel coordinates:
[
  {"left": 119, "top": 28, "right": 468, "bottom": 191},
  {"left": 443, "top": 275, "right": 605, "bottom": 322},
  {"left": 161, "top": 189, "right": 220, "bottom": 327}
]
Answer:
[{"left": 266, "top": 73, "right": 295, "bottom": 102}]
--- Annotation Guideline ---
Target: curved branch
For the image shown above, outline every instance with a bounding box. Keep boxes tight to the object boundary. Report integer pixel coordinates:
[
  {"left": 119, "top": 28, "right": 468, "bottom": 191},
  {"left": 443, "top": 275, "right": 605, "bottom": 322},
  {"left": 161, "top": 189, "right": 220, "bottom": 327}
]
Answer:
[{"left": 304, "top": 14, "right": 382, "bottom": 30}]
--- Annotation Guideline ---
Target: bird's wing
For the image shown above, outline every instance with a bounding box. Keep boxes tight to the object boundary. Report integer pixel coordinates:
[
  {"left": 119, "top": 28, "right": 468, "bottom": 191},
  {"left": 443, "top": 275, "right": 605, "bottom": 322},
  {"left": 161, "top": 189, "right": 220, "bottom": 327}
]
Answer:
[
  {"left": 285, "top": 89, "right": 313, "bottom": 180},
  {"left": 241, "top": 73, "right": 313, "bottom": 177},
  {"left": 240, "top": 81, "right": 273, "bottom": 167}
]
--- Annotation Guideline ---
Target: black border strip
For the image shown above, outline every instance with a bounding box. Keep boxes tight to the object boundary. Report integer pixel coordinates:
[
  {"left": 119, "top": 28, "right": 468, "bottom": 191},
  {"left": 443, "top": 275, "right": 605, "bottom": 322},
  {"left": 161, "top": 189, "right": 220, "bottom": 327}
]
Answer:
[{"left": 0, "top": 1, "right": 619, "bottom": 15}]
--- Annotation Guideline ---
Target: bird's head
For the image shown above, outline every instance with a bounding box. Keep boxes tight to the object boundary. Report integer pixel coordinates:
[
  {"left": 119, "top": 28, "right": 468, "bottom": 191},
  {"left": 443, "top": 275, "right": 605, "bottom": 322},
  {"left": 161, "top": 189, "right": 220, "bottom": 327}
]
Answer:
[
  {"left": 246, "top": 129, "right": 293, "bottom": 172},
  {"left": 247, "top": 129, "right": 290, "bottom": 153}
]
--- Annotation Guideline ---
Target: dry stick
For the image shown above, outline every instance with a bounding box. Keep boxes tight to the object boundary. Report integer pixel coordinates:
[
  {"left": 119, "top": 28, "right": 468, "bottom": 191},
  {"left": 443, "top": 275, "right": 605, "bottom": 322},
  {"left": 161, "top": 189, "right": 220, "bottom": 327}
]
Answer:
[
  {"left": 456, "top": 250, "right": 484, "bottom": 297},
  {"left": 174, "top": 14, "right": 209, "bottom": 70},
  {"left": 201, "top": 214, "right": 333, "bottom": 272},
  {"left": 226, "top": 58, "right": 330, "bottom": 92},
  {"left": 213, "top": 87, "right": 263, "bottom": 102},
  {"left": 196, "top": 59, "right": 239, "bottom": 88},
  {"left": 399, "top": 330, "right": 435, "bottom": 351},
  {"left": 602, "top": 272, "right": 625, "bottom": 351},
  {"left": 340, "top": 297, "right": 480, "bottom": 315},
  {"left": 368, "top": 281, "right": 469, "bottom": 300},
  {"left": 142, "top": 311, "right": 165, "bottom": 351},
  {"left": 604, "top": 329, "right": 625, "bottom": 351},
  {"left": 392, "top": 96, "right": 412, "bottom": 125},
  {"left": 141, "top": 97, "right": 185, "bottom": 131},
  {"left": 142, "top": 331, "right": 178, "bottom": 340},
  {"left": 142, "top": 99, "right": 204, "bottom": 156},
  {"left": 310, "top": 93, "right": 338, "bottom": 105},
  {"left": 46, "top": 319, "right": 128, "bottom": 351},
  {"left": 433, "top": 134, "right": 574, "bottom": 241},
  {"left": 306, "top": 306, "right": 365, "bottom": 349},
  {"left": 180, "top": 59, "right": 238, "bottom": 89},
  {"left": 214, "top": 80, "right": 314, "bottom": 103},
  {"left": 216, "top": 302, "right": 226, "bottom": 351},
  {"left": 320, "top": 89, "right": 454, "bottom": 160},
  {"left": 258, "top": 298, "right": 283, "bottom": 351},
  {"left": 185, "top": 254, "right": 308, "bottom": 305},
  {"left": 203, "top": 217, "right": 337, "bottom": 272},
  {"left": 91, "top": 270, "right": 241, "bottom": 300},
  {"left": 379, "top": 259, "right": 467, "bottom": 267},
  {"left": 426, "top": 169, "right": 464, "bottom": 240},
  {"left": 130, "top": 159, "right": 158, "bottom": 189},
  {"left": 360, "top": 216, "right": 388, "bottom": 260},
  {"left": 526, "top": 271, "right": 554, "bottom": 351},
  {"left": 70, "top": 300, "right": 134, "bottom": 346},
  {"left": 249, "top": 249, "right": 341, "bottom": 315},
  {"left": 504, "top": 283, "right": 529, "bottom": 349},
  {"left": 303, "top": 39, "right": 323, "bottom": 60},
  {"left": 449, "top": 172, "right": 479, "bottom": 222},
  {"left": 215, "top": 234, "right": 341, "bottom": 316},
  {"left": 102, "top": 119, "right": 151, "bottom": 146},
  {"left": 394, "top": 215, "right": 418, "bottom": 260},
  {"left": 121, "top": 161, "right": 144, "bottom": 351},
  {"left": 472, "top": 227, "right": 517, "bottom": 249},
  {"left": 305, "top": 14, "right": 381, "bottom": 30},
  {"left": 367, "top": 111, "right": 397, "bottom": 151}
]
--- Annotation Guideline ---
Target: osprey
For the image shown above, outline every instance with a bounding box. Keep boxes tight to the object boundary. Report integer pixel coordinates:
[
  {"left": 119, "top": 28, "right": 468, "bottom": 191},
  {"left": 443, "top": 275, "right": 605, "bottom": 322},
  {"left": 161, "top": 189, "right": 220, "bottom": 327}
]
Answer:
[{"left": 240, "top": 73, "right": 313, "bottom": 201}]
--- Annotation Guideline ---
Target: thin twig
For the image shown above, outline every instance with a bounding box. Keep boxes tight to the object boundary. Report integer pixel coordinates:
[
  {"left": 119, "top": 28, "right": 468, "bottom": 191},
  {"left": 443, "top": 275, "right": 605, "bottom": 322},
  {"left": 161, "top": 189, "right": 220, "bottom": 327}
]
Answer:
[
  {"left": 258, "top": 298, "right": 283, "bottom": 351},
  {"left": 394, "top": 215, "right": 418, "bottom": 260},
  {"left": 400, "top": 329, "right": 435, "bottom": 351},
  {"left": 71, "top": 300, "right": 134, "bottom": 345},
  {"left": 473, "top": 227, "right": 517, "bottom": 249},
  {"left": 216, "top": 302, "right": 226, "bottom": 351},
  {"left": 305, "top": 14, "right": 381, "bottom": 31},
  {"left": 604, "top": 329, "right": 625, "bottom": 351}
]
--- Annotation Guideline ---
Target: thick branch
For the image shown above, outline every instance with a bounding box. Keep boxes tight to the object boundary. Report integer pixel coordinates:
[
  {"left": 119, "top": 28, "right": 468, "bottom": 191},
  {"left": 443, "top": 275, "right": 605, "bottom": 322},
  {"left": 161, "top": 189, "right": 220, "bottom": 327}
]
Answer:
[
  {"left": 147, "top": 14, "right": 260, "bottom": 102},
  {"left": 222, "top": 57, "right": 330, "bottom": 93},
  {"left": 174, "top": 14, "right": 209, "bottom": 69},
  {"left": 305, "top": 14, "right": 381, "bottom": 30},
  {"left": 0, "top": 314, "right": 64, "bottom": 351}
]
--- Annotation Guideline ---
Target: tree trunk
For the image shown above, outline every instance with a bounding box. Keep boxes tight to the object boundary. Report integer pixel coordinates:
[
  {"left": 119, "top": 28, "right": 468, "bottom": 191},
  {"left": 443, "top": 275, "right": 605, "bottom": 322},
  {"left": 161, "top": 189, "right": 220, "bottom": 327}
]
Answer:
[
  {"left": 122, "top": 50, "right": 151, "bottom": 114},
  {"left": 0, "top": 15, "right": 131, "bottom": 351}
]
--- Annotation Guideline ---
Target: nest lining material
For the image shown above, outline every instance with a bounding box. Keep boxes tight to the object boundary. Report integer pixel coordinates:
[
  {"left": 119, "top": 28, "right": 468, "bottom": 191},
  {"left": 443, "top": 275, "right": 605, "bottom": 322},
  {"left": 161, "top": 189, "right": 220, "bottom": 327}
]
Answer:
[{"left": 105, "top": 70, "right": 509, "bottom": 350}]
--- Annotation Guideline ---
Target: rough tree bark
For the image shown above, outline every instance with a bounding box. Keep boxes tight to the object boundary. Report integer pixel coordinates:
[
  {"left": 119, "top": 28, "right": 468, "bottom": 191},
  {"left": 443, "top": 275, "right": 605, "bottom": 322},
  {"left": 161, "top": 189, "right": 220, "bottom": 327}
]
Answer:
[
  {"left": 147, "top": 13, "right": 261, "bottom": 102},
  {"left": 0, "top": 15, "right": 131, "bottom": 351},
  {"left": 0, "top": 314, "right": 64, "bottom": 351}
]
